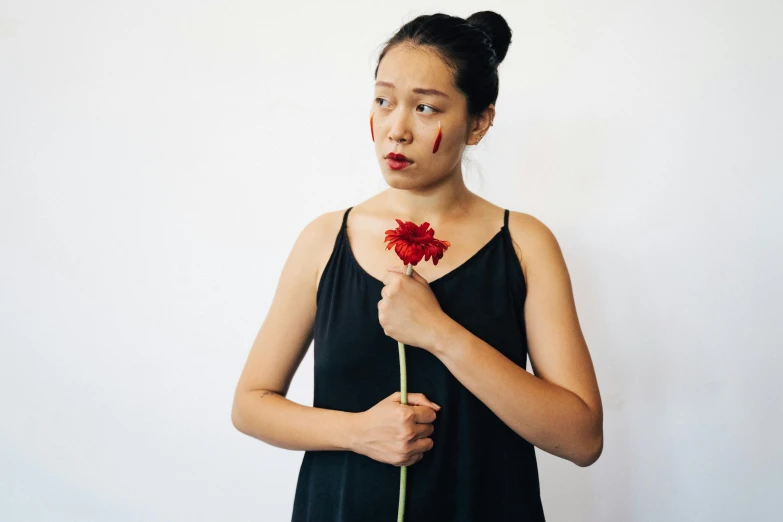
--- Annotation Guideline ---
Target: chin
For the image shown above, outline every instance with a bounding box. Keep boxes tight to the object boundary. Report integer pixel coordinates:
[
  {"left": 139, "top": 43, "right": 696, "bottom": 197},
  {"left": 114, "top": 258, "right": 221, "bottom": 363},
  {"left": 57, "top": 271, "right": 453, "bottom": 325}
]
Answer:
[{"left": 381, "top": 172, "right": 428, "bottom": 190}]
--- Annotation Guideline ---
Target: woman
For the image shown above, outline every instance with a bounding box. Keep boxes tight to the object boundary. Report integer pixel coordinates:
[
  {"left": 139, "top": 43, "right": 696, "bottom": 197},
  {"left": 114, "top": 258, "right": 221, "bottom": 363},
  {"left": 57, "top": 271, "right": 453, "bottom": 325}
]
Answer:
[{"left": 232, "top": 11, "right": 603, "bottom": 521}]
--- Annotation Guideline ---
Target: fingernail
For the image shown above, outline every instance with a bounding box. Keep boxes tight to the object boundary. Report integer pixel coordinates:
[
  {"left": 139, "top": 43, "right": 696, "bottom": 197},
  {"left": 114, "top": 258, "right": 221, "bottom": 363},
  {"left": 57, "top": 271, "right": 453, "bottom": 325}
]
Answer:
[{"left": 433, "top": 403, "right": 441, "bottom": 409}]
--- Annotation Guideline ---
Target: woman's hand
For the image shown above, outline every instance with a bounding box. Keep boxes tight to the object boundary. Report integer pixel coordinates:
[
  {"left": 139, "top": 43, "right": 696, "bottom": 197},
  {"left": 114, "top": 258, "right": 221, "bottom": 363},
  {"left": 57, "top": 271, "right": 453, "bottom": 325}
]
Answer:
[
  {"left": 349, "top": 391, "right": 440, "bottom": 467},
  {"left": 378, "top": 265, "right": 449, "bottom": 353}
]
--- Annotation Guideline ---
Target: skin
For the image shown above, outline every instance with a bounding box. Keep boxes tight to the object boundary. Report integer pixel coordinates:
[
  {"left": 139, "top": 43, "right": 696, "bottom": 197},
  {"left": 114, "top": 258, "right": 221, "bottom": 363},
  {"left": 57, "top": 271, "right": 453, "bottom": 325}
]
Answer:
[{"left": 232, "top": 43, "right": 603, "bottom": 468}]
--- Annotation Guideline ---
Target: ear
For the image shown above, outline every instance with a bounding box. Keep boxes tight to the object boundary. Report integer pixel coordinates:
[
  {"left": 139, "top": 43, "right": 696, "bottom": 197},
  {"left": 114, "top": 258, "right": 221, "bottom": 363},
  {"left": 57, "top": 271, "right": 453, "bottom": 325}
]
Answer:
[{"left": 467, "top": 104, "right": 495, "bottom": 145}]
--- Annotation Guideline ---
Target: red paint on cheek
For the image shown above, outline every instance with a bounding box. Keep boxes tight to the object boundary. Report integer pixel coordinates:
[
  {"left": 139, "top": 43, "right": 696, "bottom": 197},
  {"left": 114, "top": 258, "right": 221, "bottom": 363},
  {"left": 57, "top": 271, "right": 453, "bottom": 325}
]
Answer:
[
  {"left": 432, "top": 123, "right": 442, "bottom": 153},
  {"left": 370, "top": 113, "right": 375, "bottom": 142}
]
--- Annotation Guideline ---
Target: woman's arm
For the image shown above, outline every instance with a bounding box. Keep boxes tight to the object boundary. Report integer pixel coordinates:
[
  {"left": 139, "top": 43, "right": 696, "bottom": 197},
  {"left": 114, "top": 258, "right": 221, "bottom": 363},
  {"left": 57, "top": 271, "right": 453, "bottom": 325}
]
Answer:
[
  {"left": 231, "top": 211, "right": 357, "bottom": 452},
  {"left": 430, "top": 212, "right": 603, "bottom": 467},
  {"left": 233, "top": 390, "right": 358, "bottom": 451}
]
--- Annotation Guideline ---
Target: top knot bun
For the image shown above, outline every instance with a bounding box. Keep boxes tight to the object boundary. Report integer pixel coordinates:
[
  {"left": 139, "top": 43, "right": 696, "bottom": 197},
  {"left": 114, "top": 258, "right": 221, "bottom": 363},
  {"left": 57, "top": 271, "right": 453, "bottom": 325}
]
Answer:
[{"left": 466, "top": 11, "right": 513, "bottom": 64}]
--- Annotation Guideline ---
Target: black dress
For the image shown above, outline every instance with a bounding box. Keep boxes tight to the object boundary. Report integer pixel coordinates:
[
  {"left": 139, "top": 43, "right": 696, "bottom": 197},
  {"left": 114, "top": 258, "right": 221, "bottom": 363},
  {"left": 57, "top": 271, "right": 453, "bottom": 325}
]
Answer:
[{"left": 291, "top": 207, "right": 546, "bottom": 521}]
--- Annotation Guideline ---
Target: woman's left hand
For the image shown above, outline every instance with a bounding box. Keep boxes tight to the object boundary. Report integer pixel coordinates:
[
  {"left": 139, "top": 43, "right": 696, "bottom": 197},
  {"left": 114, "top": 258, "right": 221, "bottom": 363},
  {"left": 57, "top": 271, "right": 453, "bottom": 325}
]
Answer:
[{"left": 378, "top": 265, "right": 449, "bottom": 353}]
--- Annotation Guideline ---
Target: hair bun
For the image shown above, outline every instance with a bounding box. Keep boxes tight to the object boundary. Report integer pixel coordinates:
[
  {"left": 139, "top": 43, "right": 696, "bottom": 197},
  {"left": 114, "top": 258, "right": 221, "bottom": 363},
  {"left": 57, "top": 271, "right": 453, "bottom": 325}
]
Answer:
[{"left": 466, "top": 11, "right": 512, "bottom": 64}]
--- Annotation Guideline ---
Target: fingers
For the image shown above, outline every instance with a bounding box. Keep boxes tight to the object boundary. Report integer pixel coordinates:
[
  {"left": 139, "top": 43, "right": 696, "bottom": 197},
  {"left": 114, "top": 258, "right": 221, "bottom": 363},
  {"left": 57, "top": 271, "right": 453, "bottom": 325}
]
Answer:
[
  {"left": 405, "top": 392, "right": 441, "bottom": 411},
  {"left": 388, "top": 392, "right": 441, "bottom": 425},
  {"left": 406, "top": 268, "right": 428, "bottom": 285},
  {"left": 396, "top": 452, "right": 424, "bottom": 467},
  {"left": 394, "top": 437, "right": 434, "bottom": 467},
  {"left": 402, "top": 437, "right": 434, "bottom": 468},
  {"left": 410, "top": 422, "right": 435, "bottom": 441},
  {"left": 388, "top": 391, "right": 440, "bottom": 408},
  {"left": 412, "top": 436, "right": 435, "bottom": 453},
  {"left": 384, "top": 266, "right": 429, "bottom": 286},
  {"left": 412, "top": 405, "right": 438, "bottom": 424}
]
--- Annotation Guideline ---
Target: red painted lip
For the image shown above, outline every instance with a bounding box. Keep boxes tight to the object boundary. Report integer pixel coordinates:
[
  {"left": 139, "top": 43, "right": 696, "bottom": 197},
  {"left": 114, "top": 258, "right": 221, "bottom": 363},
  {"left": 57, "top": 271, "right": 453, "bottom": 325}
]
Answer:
[
  {"left": 387, "top": 158, "right": 411, "bottom": 170},
  {"left": 387, "top": 152, "right": 411, "bottom": 162}
]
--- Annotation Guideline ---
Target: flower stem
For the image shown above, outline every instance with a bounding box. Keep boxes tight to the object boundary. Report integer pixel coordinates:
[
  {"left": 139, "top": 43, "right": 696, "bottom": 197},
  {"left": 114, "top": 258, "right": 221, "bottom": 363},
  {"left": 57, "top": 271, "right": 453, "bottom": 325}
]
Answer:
[{"left": 397, "top": 262, "right": 414, "bottom": 522}]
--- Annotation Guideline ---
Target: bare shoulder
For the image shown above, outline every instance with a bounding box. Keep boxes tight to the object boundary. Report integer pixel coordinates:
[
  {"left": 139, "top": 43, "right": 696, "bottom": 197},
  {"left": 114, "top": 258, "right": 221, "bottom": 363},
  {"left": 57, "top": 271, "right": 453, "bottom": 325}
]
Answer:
[
  {"left": 505, "top": 210, "right": 564, "bottom": 285},
  {"left": 231, "top": 208, "right": 346, "bottom": 402},
  {"left": 282, "top": 209, "right": 344, "bottom": 290},
  {"left": 302, "top": 208, "right": 345, "bottom": 247},
  {"left": 307, "top": 208, "right": 349, "bottom": 295}
]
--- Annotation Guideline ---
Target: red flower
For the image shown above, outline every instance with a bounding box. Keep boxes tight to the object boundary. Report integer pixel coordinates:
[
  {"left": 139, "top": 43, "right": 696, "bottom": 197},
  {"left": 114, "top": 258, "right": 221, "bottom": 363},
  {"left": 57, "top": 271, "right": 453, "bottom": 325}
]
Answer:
[{"left": 384, "top": 219, "right": 450, "bottom": 266}]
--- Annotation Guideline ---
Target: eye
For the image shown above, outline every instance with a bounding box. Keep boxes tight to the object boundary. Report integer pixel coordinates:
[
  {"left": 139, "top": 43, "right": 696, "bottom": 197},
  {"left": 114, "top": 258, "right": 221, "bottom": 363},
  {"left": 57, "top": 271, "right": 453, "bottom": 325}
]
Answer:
[
  {"left": 375, "top": 97, "right": 391, "bottom": 108},
  {"left": 417, "top": 104, "right": 438, "bottom": 114}
]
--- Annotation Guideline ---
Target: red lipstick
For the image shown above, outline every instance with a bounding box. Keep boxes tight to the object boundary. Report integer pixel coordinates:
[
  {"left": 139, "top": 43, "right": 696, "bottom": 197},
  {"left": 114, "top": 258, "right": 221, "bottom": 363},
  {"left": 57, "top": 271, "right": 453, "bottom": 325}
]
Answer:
[{"left": 386, "top": 152, "right": 413, "bottom": 170}]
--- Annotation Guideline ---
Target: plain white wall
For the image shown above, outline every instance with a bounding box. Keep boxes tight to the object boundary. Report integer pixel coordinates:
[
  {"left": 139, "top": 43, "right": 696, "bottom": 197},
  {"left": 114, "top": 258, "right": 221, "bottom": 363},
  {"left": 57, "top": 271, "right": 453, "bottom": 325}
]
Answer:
[{"left": 1, "top": 1, "right": 781, "bottom": 520}]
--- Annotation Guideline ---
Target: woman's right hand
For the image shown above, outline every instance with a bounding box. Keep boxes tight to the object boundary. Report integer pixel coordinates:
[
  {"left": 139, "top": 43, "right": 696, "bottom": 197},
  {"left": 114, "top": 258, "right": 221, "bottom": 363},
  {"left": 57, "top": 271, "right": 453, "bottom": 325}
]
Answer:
[{"left": 349, "top": 391, "right": 441, "bottom": 467}]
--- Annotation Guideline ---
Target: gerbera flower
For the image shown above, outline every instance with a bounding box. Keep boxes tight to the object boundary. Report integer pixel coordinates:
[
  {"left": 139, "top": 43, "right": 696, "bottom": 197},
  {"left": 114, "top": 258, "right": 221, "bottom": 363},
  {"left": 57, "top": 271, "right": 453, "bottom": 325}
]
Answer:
[{"left": 384, "top": 219, "right": 451, "bottom": 266}]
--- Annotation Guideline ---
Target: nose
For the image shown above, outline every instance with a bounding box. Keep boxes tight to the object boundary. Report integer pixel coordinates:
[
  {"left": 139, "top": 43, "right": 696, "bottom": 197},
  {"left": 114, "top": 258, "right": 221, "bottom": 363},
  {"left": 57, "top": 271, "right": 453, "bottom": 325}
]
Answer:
[{"left": 387, "top": 108, "right": 413, "bottom": 144}]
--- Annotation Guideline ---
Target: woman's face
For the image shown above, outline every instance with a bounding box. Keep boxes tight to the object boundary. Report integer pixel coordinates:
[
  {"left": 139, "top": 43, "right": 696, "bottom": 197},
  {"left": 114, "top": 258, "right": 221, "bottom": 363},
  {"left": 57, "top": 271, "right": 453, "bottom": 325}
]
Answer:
[{"left": 372, "top": 44, "right": 473, "bottom": 189}]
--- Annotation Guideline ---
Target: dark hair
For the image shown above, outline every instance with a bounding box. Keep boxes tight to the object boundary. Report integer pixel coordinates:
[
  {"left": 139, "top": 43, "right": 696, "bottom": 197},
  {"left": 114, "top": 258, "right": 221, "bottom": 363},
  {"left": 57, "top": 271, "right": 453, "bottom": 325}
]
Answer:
[{"left": 374, "top": 11, "right": 512, "bottom": 118}]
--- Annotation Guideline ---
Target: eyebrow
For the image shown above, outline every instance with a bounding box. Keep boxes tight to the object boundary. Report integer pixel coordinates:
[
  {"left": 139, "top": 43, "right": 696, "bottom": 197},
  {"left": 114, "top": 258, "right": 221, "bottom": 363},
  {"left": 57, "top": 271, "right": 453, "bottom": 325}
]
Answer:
[{"left": 375, "top": 81, "right": 450, "bottom": 99}]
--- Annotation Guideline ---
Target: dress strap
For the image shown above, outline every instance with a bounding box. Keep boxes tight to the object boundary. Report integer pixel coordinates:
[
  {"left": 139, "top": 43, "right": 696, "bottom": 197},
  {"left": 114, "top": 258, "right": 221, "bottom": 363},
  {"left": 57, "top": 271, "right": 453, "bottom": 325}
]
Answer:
[
  {"left": 501, "top": 207, "right": 527, "bottom": 295},
  {"left": 342, "top": 207, "right": 353, "bottom": 231}
]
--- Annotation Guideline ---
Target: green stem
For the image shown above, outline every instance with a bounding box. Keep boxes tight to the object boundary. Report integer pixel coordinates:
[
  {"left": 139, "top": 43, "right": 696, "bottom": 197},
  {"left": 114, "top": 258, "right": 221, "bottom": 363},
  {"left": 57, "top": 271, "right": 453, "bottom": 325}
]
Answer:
[{"left": 397, "top": 262, "right": 414, "bottom": 522}]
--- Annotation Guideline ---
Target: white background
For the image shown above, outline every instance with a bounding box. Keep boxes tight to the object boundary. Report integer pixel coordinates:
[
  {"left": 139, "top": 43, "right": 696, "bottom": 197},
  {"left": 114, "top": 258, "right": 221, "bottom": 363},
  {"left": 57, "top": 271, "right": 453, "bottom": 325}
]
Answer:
[{"left": 1, "top": 1, "right": 781, "bottom": 521}]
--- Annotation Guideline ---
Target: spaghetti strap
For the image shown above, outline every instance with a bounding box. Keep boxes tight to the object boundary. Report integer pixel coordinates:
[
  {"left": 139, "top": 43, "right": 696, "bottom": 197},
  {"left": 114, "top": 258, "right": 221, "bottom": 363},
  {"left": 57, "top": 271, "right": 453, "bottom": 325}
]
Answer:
[
  {"left": 342, "top": 206, "right": 353, "bottom": 230},
  {"left": 504, "top": 208, "right": 509, "bottom": 228}
]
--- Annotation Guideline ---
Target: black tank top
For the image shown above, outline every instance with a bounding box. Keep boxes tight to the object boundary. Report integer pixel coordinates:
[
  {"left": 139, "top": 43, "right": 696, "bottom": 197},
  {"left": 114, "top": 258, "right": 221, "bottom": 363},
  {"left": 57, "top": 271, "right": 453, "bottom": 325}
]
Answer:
[{"left": 291, "top": 207, "right": 546, "bottom": 521}]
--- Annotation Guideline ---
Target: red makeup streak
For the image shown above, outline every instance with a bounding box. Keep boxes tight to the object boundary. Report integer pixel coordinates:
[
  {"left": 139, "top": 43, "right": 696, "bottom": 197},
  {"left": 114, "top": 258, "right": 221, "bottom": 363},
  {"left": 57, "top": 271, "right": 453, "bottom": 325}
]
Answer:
[
  {"left": 432, "top": 121, "right": 442, "bottom": 153},
  {"left": 370, "top": 112, "right": 375, "bottom": 142}
]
